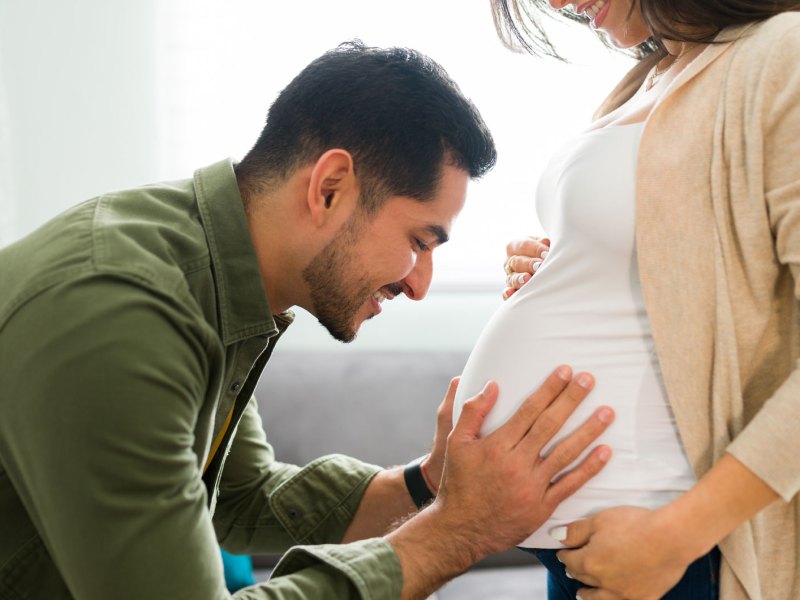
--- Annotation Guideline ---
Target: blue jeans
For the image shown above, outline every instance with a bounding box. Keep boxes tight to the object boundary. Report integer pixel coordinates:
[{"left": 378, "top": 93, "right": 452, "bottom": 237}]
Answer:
[{"left": 522, "top": 547, "right": 720, "bottom": 600}]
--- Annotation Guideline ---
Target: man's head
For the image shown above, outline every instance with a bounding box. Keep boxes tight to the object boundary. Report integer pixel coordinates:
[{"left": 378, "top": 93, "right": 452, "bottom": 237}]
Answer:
[{"left": 237, "top": 41, "right": 496, "bottom": 342}]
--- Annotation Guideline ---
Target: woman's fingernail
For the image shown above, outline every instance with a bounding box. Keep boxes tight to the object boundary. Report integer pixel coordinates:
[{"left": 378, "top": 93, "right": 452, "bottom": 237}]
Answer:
[
  {"left": 540, "top": 250, "right": 549, "bottom": 260},
  {"left": 532, "top": 260, "right": 542, "bottom": 272},
  {"left": 576, "top": 594, "right": 585, "bottom": 600},
  {"left": 565, "top": 570, "right": 574, "bottom": 579},
  {"left": 550, "top": 526, "right": 568, "bottom": 541}
]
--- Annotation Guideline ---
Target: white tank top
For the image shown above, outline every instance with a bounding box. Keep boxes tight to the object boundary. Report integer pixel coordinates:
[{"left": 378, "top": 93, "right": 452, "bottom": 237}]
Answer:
[{"left": 453, "top": 123, "right": 696, "bottom": 549}]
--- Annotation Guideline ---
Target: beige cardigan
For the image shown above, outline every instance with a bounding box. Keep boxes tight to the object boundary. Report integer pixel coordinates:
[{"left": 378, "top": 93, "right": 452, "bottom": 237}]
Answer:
[{"left": 596, "top": 12, "right": 800, "bottom": 600}]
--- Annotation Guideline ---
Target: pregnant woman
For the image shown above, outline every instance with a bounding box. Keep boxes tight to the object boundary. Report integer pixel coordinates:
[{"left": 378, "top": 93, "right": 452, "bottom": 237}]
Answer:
[{"left": 453, "top": 2, "right": 800, "bottom": 599}]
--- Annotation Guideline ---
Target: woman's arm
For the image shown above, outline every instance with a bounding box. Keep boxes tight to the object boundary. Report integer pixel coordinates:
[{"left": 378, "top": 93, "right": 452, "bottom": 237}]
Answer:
[{"left": 554, "top": 454, "right": 778, "bottom": 599}]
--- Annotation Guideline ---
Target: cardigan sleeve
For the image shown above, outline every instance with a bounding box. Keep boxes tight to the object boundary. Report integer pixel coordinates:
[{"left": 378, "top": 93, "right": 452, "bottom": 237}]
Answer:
[{"left": 726, "top": 18, "right": 800, "bottom": 502}]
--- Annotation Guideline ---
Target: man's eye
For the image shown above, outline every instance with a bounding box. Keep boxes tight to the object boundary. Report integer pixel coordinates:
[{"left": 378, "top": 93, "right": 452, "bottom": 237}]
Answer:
[{"left": 414, "top": 238, "right": 430, "bottom": 252}]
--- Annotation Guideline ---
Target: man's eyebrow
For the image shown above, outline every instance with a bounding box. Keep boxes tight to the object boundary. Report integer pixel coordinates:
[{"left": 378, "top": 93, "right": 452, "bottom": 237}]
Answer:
[{"left": 425, "top": 225, "right": 449, "bottom": 245}]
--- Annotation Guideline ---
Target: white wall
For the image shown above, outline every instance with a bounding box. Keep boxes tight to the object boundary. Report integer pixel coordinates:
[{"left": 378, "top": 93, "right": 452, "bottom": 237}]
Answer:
[
  {"left": 0, "top": 0, "right": 159, "bottom": 243},
  {"left": 0, "top": 1, "right": 633, "bottom": 353}
]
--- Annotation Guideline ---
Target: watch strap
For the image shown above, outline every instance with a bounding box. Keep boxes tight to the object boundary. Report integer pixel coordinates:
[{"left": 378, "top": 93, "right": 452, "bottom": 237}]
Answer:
[{"left": 403, "top": 455, "right": 436, "bottom": 509}]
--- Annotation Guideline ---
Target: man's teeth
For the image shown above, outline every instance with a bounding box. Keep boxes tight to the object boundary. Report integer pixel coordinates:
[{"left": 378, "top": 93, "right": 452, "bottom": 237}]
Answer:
[{"left": 587, "top": 0, "right": 605, "bottom": 18}]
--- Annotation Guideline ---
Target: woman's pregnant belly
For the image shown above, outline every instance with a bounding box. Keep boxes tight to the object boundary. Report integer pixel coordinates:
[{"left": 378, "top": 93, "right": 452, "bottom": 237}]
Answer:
[{"left": 453, "top": 266, "right": 696, "bottom": 549}]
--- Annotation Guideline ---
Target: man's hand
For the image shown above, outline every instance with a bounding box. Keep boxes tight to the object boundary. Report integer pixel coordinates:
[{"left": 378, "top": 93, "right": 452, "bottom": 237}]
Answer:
[
  {"left": 503, "top": 236, "right": 550, "bottom": 300},
  {"left": 554, "top": 507, "right": 694, "bottom": 600},
  {"left": 437, "top": 367, "right": 612, "bottom": 556},
  {"left": 386, "top": 366, "right": 614, "bottom": 598}
]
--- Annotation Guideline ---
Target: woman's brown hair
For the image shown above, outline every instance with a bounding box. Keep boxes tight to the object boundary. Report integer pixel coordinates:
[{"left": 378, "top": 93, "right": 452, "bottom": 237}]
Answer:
[{"left": 491, "top": 0, "right": 800, "bottom": 59}]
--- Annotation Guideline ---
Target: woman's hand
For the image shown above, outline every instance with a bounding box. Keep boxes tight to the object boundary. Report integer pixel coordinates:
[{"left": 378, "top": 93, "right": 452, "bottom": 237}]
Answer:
[
  {"left": 503, "top": 236, "right": 550, "bottom": 300},
  {"left": 554, "top": 506, "right": 698, "bottom": 600}
]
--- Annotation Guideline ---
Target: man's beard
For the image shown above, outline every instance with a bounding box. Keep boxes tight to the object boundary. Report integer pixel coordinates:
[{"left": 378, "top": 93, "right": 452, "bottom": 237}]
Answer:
[{"left": 302, "top": 216, "right": 374, "bottom": 343}]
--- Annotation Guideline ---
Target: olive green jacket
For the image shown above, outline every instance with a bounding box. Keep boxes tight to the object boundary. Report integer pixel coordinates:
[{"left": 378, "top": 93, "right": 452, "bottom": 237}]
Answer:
[{"left": 0, "top": 159, "right": 403, "bottom": 599}]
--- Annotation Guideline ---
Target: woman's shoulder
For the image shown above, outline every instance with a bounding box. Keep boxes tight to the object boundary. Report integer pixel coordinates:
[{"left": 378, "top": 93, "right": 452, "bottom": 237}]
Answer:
[
  {"left": 725, "top": 12, "right": 800, "bottom": 84},
  {"left": 727, "top": 12, "right": 800, "bottom": 49}
]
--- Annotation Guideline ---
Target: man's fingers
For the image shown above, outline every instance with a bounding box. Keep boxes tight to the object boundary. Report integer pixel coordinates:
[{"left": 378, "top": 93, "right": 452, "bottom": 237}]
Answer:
[
  {"left": 517, "top": 372, "right": 595, "bottom": 455},
  {"left": 539, "top": 405, "right": 614, "bottom": 475},
  {"left": 452, "top": 381, "right": 498, "bottom": 440},
  {"left": 495, "top": 366, "right": 572, "bottom": 442},
  {"left": 544, "top": 444, "right": 612, "bottom": 506}
]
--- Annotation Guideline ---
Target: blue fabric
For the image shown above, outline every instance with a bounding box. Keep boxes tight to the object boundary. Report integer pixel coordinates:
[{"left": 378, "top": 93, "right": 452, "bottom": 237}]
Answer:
[
  {"left": 220, "top": 549, "right": 256, "bottom": 592},
  {"left": 522, "top": 546, "right": 720, "bottom": 600}
]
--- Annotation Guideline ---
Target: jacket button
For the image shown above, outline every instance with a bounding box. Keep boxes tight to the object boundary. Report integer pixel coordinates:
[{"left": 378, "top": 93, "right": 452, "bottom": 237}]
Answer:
[
  {"left": 230, "top": 382, "right": 241, "bottom": 392},
  {"left": 287, "top": 507, "right": 302, "bottom": 520}
]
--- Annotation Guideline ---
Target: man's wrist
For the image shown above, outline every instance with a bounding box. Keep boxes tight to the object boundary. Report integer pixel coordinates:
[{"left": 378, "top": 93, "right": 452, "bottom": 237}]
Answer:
[
  {"left": 386, "top": 501, "right": 485, "bottom": 599},
  {"left": 404, "top": 455, "right": 436, "bottom": 509}
]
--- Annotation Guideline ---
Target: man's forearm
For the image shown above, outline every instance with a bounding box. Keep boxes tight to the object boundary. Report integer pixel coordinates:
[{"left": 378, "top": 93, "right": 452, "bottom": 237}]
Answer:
[{"left": 341, "top": 466, "right": 418, "bottom": 543}]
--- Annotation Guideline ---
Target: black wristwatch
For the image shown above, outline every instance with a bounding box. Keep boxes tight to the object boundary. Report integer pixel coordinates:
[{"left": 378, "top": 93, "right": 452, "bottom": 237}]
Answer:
[{"left": 403, "top": 455, "right": 436, "bottom": 509}]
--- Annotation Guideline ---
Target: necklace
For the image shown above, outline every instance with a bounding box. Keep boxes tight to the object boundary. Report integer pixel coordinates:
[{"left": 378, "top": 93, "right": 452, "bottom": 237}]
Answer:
[{"left": 645, "top": 47, "right": 688, "bottom": 91}]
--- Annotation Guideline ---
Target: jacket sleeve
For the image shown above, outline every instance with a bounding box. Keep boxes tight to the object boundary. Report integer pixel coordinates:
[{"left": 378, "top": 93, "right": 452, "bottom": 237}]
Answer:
[
  {"left": 726, "top": 18, "right": 800, "bottom": 502},
  {"left": 213, "top": 400, "right": 405, "bottom": 598}
]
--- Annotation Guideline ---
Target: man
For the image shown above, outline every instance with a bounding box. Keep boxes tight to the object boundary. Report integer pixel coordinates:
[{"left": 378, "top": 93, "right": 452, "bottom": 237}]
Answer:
[{"left": 0, "top": 42, "right": 612, "bottom": 598}]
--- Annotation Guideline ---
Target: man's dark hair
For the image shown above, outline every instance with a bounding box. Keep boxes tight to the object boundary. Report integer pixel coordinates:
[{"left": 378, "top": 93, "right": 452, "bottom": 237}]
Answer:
[{"left": 235, "top": 41, "right": 497, "bottom": 214}]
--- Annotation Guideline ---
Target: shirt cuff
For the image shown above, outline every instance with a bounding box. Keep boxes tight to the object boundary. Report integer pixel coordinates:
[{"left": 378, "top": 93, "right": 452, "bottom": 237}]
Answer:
[
  {"left": 269, "top": 454, "right": 382, "bottom": 544},
  {"left": 271, "top": 538, "right": 403, "bottom": 599}
]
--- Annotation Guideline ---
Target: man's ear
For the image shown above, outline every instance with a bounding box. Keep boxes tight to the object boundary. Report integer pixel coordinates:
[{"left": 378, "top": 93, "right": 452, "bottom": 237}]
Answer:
[{"left": 306, "top": 149, "right": 357, "bottom": 227}]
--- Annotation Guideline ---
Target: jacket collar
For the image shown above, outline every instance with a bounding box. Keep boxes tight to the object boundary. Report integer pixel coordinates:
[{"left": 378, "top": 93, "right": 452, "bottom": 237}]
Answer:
[{"left": 193, "top": 159, "right": 293, "bottom": 345}]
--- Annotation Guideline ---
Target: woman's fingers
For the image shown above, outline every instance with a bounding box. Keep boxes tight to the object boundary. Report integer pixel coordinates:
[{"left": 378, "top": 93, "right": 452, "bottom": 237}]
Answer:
[
  {"left": 506, "top": 254, "right": 543, "bottom": 275},
  {"left": 506, "top": 236, "right": 550, "bottom": 259},
  {"left": 502, "top": 237, "right": 550, "bottom": 296},
  {"left": 505, "top": 270, "right": 532, "bottom": 290}
]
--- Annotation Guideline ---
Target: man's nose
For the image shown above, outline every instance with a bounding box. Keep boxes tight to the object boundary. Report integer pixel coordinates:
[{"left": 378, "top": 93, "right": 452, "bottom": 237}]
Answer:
[{"left": 401, "top": 253, "right": 433, "bottom": 301}]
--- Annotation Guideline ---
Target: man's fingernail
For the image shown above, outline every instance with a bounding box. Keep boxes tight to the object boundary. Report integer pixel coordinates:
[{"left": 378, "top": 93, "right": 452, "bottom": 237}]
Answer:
[
  {"left": 598, "top": 447, "right": 612, "bottom": 462},
  {"left": 550, "top": 526, "right": 568, "bottom": 541},
  {"left": 556, "top": 366, "right": 571, "bottom": 381},
  {"left": 597, "top": 407, "right": 613, "bottom": 423},
  {"left": 576, "top": 373, "right": 592, "bottom": 389}
]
